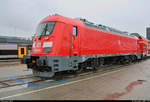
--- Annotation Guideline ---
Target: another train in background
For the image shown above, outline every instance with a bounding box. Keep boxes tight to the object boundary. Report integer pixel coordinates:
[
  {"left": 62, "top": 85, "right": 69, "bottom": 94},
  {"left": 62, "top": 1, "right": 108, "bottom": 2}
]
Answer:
[{"left": 0, "top": 36, "right": 32, "bottom": 59}]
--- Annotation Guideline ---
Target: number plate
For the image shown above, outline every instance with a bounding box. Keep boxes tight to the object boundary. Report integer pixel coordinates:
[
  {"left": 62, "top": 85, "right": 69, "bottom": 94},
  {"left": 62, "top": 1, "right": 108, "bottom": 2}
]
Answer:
[{"left": 43, "top": 42, "right": 53, "bottom": 48}]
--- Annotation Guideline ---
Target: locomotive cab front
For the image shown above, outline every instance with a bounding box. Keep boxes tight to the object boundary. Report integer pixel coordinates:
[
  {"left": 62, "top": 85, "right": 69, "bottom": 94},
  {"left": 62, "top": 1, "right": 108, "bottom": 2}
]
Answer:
[
  {"left": 28, "top": 21, "right": 59, "bottom": 77},
  {"left": 31, "top": 21, "right": 56, "bottom": 56},
  {"left": 22, "top": 15, "right": 83, "bottom": 78}
]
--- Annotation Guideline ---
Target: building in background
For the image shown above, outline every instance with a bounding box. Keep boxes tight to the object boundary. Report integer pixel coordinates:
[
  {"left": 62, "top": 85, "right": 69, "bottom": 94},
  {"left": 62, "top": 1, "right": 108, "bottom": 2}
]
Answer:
[
  {"left": 146, "top": 27, "right": 150, "bottom": 40},
  {"left": 0, "top": 36, "right": 32, "bottom": 59}
]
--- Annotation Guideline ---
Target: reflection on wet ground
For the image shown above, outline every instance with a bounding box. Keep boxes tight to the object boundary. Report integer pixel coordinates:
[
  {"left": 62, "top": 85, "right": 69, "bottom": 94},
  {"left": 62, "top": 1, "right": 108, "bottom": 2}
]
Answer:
[
  {"left": 0, "top": 64, "right": 32, "bottom": 79},
  {"left": 0, "top": 58, "right": 150, "bottom": 100},
  {"left": 104, "top": 80, "right": 146, "bottom": 100}
]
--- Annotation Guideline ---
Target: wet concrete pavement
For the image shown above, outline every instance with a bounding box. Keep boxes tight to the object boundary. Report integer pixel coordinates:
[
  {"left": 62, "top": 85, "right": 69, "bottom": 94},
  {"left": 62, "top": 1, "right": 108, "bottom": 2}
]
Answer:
[
  {"left": 0, "top": 59, "right": 21, "bottom": 67},
  {"left": 0, "top": 59, "right": 150, "bottom": 100},
  {"left": 0, "top": 63, "right": 32, "bottom": 79}
]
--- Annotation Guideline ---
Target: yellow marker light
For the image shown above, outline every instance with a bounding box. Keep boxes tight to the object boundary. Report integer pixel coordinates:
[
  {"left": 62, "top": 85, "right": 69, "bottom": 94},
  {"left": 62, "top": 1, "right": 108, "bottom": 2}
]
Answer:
[
  {"left": 32, "top": 60, "right": 36, "bottom": 63},
  {"left": 45, "top": 37, "right": 49, "bottom": 40}
]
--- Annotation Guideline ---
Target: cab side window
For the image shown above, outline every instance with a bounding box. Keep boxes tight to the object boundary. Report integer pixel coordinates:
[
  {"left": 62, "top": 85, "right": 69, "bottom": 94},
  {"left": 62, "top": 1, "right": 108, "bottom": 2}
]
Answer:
[{"left": 73, "top": 26, "right": 78, "bottom": 36}]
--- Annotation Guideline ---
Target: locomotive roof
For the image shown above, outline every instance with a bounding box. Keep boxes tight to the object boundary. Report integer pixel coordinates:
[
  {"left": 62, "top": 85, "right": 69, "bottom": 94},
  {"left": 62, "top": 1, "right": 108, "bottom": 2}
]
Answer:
[
  {"left": 41, "top": 14, "right": 139, "bottom": 38},
  {"left": 130, "top": 33, "right": 149, "bottom": 41},
  {"left": 40, "top": 14, "right": 84, "bottom": 27},
  {"left": 77, "top": 18, "right": 133, "bottom": 37}
]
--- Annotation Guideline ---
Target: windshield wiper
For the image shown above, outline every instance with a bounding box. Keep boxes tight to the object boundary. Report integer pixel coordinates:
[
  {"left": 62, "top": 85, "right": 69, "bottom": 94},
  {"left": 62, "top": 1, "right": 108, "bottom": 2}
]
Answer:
[{"left": 39, "top": 24, "right": 48, "bottom": 39}]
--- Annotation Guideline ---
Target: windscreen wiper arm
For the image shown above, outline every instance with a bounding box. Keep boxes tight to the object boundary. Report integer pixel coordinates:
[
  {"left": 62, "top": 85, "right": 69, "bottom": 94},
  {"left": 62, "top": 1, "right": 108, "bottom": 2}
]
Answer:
[{"left": 39, "top": 24, "right": 48, "bottom": 39}]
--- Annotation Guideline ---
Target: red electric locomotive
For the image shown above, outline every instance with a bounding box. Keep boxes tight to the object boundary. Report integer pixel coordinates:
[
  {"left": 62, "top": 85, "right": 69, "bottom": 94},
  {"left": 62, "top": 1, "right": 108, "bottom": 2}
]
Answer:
[{"left": 22, "top": 14, "right": 145, "bottom": 77}]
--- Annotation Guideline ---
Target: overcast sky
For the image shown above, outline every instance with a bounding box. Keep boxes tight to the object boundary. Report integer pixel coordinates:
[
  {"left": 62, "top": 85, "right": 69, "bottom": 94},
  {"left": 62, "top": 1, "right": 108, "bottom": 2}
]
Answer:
[{"left": 0, "top": 0, "right": 150, "bottom": 38}]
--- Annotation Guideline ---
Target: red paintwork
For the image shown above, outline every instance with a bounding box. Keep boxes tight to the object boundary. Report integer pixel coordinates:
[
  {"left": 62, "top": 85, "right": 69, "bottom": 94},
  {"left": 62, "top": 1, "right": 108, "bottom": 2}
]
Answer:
[{"left": 31, "top": 15, "right": 146, "bottom": 56}]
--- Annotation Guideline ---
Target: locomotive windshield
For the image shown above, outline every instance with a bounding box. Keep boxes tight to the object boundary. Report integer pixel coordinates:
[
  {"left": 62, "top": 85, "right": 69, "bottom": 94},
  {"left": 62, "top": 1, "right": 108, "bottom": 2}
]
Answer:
[{"left": 35, "top": 21, "right": 56, "bottom": 37}]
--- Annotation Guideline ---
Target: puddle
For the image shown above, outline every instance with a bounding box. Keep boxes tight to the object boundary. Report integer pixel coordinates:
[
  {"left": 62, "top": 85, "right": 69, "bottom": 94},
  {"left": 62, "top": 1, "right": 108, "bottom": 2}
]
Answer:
[{"left": 104, "top": 80, "right": 146, "bottom": 100}]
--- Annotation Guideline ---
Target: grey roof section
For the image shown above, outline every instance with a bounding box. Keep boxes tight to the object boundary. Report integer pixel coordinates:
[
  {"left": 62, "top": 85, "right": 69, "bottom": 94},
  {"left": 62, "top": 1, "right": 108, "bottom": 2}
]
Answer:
[
  {"left": 0, "top": 36, "right": 32, "bottom": 44},
  {"left": 130, "top": 33, "right": 142, "bottom": 38},
  {"left": 76, "top": 18, "right": 132, "bottom": 37},
  {"left": 130, "top": 33, "right": 150, "bottom": 42}
]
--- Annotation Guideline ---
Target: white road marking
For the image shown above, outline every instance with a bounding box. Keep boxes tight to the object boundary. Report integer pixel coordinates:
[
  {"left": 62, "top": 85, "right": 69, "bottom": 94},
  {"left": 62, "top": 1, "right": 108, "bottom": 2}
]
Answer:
[
  {"left": 44, "top": 80, "right": 54, "bottom": 82},
  {"left": 0, "top": 84, "right": 28, "bottom": 93},
  {"left": 0, "top": 68, "right": 127, "bottom": 100}
]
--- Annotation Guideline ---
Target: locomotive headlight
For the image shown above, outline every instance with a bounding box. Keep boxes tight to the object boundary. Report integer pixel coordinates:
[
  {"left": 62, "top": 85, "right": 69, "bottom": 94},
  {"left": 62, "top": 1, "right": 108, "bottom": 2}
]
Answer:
[
  {"left": 43, "top": 42, "right": 53, "bottom": 48},
  {"left": 32, "top": 43, "right": 36, "bottom": 48},
  {"left": 44, "top": 48, "right": 51, "bottom": 53}
]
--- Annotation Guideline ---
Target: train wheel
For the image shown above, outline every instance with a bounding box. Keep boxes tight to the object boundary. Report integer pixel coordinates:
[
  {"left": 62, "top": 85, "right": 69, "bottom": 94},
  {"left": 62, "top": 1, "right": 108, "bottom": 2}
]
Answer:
[
  {"left": 130, "top": 55, "right": 137, "bottom": 63},
  {"left": 119, "top": 57, "right": 125, "bottom": 65},
  {"left": 75, "top": 63, "right": 84, "bottom": 74},
  {"left": 119, "top": 56, "right": 130, "bottom": 65},
  {"left": 54, "top": 72, "right": 64, "bottom": 80},
  {"left": 32, "top": 69, "right": 40, "bottom": 77},
  {"left": 125, "top": 56, "right": 132, "bottom": 64},
  {"left": 93, "top": 67, "right": 98, "bottom": 73},
  {"left": 91, "top": 59, "right": 99, "bottom": 72},
  {"left": 133, "top": 55, "right": 138, "bottom": 63},
  {"left": 99, "top": 58, "right": 104, "bottom": 66}
]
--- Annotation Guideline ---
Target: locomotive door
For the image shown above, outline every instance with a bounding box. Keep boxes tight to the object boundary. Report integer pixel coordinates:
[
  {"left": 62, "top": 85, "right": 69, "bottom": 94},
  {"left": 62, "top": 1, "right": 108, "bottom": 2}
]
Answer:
[{"left": 69, "top": 25, "right": 80, "bottom": 56}]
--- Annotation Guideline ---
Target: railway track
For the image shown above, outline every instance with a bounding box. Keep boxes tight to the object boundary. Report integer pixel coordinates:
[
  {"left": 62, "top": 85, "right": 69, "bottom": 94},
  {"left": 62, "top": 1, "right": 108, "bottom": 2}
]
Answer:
[
  {"left": 0, "top": 59, "right": 21, "bottom": 67},
  {"left": 0, "top": 63, "right": 136, "bottom": 90},
  {"left": 0, "top": 59, "right": 20, "bottom": 62},
  {"left": 0, "top": 74, "right": 43, "bottom": 89},
  {"left": 0, "top": 57, "right": 149, "bottom": 90}
]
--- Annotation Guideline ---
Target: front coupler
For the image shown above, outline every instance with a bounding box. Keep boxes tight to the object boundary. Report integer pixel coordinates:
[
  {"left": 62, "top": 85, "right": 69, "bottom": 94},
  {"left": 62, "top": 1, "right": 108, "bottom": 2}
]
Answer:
[{"left": 21, "top": 56, "right": 52, "bottom": 72}]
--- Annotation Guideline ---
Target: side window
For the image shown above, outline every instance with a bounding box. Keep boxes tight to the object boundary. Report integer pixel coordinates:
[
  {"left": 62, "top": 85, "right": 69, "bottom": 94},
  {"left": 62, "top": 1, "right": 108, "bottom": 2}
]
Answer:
[
  {"left": 21, "top": 48, "right": 24, "bottom": 54},
  {"left": 73, "top": 26, "right": 78, "bottom": 36}
]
